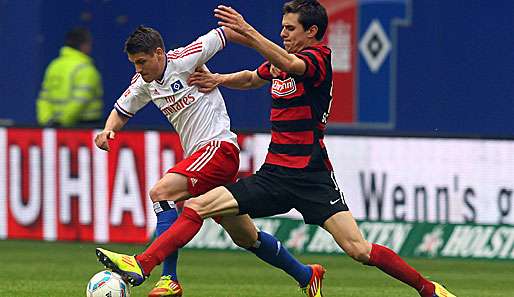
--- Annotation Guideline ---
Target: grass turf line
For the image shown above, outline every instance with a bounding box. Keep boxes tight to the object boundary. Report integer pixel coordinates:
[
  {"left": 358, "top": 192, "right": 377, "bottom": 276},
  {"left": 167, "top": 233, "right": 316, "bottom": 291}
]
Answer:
[{"left": 1, "top": 240, "right": 512, "bottom": 296}]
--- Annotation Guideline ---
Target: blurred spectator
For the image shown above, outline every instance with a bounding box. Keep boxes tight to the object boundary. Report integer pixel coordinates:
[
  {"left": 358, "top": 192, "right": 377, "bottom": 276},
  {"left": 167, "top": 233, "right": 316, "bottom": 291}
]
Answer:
[{"left": 36, "top": 27, "right": 103, "bottom": 127}]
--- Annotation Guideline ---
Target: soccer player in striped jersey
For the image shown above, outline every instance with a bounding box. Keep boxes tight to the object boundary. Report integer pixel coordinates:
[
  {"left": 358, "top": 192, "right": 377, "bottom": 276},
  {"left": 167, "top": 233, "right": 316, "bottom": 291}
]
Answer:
[
  {"left": 95, "top": 25, "right": 321, "bottom": 296},
  {"left": 96, "top": 1, "right": 456, "bottom": 297}
]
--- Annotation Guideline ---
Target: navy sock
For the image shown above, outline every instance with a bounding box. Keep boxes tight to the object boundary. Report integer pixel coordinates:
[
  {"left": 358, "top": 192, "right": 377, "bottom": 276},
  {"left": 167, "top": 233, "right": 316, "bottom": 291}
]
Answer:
[
  {"left": 247, "top": 231, "right": 312, "bottom": 287},
  {"left": 154, "top": 201, "right": 179, "bottom": 281}
]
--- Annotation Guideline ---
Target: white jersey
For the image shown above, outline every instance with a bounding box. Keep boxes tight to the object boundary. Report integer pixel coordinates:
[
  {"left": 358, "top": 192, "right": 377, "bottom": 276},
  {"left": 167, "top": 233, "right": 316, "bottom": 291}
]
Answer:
[{"left": 114, "top": 28, "right": 238, "bottom": 157}]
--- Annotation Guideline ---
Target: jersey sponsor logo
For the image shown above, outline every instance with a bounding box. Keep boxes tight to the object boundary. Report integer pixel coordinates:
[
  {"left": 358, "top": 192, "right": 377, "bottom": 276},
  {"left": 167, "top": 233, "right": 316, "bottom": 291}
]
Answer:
[
  {"left": 271, "top": 77, "right": 297, "bottom": 97},
  {"left": 160, "top": 93, "right": 197, "bottom": 116},
  {"left": 123, "top": 88, "right": 131, "bottom": 97},
  {"left": 171, "top": 80, "right": 185, "bottom": 93},
  {"left": 164, "top": 95, "right": 176, "bottom": 104}
]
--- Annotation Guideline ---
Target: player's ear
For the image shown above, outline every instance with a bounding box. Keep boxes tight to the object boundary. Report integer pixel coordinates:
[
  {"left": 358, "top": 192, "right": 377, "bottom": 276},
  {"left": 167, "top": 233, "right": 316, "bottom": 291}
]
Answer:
[
  {"left": 155, "top": 47, "right": 164, "bottom": 57},
  {"left": 306, "top": 25, "right": 318, "bottom": 39}
]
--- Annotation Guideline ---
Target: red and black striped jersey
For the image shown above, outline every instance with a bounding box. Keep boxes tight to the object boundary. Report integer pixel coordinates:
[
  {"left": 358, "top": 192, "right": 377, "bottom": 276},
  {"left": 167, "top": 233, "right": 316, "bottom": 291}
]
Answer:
[{"left": 257, "top": 44, "right": 333, "bottom": 171}]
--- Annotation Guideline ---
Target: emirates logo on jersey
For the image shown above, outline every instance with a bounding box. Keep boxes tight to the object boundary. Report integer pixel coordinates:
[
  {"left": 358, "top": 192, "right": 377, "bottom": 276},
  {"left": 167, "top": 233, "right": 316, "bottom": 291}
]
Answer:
[
  {"left": 160, "top": 93, "right": 197, "bottom": 116},
  {"left": 271, "top": 77, "right": 297, "bottom": 97}
]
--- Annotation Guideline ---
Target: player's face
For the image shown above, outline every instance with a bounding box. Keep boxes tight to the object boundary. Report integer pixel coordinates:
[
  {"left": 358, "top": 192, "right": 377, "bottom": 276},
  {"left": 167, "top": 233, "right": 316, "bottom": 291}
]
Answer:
[
  {"left": 128, "top": 48, "right": 165, "bottom": 82},
  {"left": 280, "top": 13, "right": 311, "bottom": 53}
]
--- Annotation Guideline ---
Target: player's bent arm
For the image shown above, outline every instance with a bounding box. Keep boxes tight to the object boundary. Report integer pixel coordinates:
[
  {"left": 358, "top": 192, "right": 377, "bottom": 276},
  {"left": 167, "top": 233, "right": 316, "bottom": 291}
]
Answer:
[
  {"left": 189, "top": 68, "right": 267, "bottom": 91},
  {"left": 217, "top": 70, "right": 267, "bottom": 90},
  {"left": 217, "top": 8, "right": 306, "bottom": 76},
  {"left": 245, "top": 32, "right": 306, "bottom": 76},
  {"left": 94, "top": 110, "right": 129, "bottom": 151}
]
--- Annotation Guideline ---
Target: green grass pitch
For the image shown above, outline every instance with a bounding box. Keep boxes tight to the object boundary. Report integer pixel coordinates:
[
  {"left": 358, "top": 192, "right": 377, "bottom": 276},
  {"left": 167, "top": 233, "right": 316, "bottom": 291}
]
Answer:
[{"left": 1, "top": 239, "right": 513, "bottom": 296}]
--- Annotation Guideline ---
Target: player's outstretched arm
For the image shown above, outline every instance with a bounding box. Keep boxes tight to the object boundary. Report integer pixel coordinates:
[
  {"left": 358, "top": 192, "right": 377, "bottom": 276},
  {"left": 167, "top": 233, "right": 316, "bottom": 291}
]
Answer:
[
  {"left": 215, "top": 5, "right": 306, "bottom": 75},
  {"left": 188, "top": 67, "right": 266, "bottom": 92},
  {"left": 94, "top": 109, "right": 129, "bottom": 151}
]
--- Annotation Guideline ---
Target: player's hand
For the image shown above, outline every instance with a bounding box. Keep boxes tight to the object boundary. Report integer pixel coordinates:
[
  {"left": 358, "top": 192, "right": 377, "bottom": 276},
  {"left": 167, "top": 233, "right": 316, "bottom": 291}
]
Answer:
[
  {"left": 188, "top": 67, "right": 220, "bottom": 93},
  {"left": 215, "top": 5, "right": 255, "bottom": 39},
  {"left": 270, "top": 65, "right": 282, "bottom": 78},
  {"left": 95, "top": 130, "right": 115, "bottom": 151}
]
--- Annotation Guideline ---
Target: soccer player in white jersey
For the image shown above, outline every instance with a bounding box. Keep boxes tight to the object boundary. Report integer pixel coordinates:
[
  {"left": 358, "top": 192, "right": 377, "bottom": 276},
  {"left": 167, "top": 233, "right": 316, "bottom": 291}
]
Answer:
[{"left": 94, "top": 26, "right": 324, "bottom": 297}]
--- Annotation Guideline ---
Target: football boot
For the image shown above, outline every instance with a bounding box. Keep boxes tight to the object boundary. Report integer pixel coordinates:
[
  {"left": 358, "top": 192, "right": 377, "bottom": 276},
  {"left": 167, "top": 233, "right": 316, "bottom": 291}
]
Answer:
[
  {"left": 96, "top": 248, "right": 147, "bottom": 286},
  {"left": 432, "top": 281, "right": 457, "bottom": 297},
  {"left": 301, "top": 264, "right": 326, "bottom": 297},
  {"left": 148, "top": 275, "right": 183, "bottom": 297}
]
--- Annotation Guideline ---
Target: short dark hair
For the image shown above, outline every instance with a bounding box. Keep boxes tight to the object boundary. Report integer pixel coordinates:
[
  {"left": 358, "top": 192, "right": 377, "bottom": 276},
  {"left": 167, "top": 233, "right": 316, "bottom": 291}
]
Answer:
[
  {"left": 65, "top": 27, "right": 92, "bottom": 49},
  {"left": 283, "top": 0, "right": 328, "bottom": 41},
  {"left": 124, "top": 25, "right": 165, "bottom": 55}
]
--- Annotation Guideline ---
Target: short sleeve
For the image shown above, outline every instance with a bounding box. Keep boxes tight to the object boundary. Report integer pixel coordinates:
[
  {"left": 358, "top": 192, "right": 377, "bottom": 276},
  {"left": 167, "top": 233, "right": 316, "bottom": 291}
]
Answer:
[
  {"left": 167, "top": 28, "right": 227, "bottom": 74},
  {"left": 294, "top": 47, "right": 329, "bottom": 86},
  {"left": 114, "top": 74, "right": 151, "bottom": 118},
  {"left": 256, "top": 61, "right": 273, "bottom": 81}
]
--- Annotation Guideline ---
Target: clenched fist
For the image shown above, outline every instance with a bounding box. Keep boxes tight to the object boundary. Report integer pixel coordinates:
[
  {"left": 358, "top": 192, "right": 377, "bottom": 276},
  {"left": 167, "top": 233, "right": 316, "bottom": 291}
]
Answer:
[{"left": 95, "top": 130, "right": 116, "bottom": 151}]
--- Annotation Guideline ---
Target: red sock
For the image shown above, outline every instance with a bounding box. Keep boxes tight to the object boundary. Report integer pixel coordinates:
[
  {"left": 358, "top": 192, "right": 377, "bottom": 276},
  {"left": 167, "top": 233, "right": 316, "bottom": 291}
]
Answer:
[
  {"left": 136, "top": 207, "right": 203, "bottom": 275},
  {"left": 368, "top": 244, "right": 435, "bottom": 297}
]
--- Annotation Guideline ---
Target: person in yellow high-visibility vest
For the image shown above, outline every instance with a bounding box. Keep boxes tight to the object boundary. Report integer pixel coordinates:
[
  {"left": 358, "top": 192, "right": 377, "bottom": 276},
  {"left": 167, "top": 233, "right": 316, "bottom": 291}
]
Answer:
[{"left": 37, "top": 27, "right": 103, "bottom": 127}]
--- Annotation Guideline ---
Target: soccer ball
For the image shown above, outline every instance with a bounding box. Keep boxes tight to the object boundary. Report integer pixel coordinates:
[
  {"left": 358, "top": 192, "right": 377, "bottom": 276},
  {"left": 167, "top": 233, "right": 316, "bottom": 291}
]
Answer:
[{"left": 86, "top": 270, "right": 130, "bottom": 297}]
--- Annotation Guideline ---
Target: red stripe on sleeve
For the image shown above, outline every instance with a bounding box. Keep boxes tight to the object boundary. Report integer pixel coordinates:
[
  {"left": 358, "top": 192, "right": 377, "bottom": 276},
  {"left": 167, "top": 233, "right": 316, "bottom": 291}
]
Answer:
[
  {"left": 167, "top": 42, "right": 202, "bottom": 58},
  {"left": 131, "top": 73, "right": 140, "bottom": 84},
  {"left": 296, "top": 53, "right": 316, "bottom": 78},
  {"left": 309, "top": 49, "right": 327, "bottom": 85},
  {"left": 296, "top": 47, "right": 328, "bottom": 86},
  {"left": 271, "top": 106, "right": 312, "bottom": 121},
  {"left": 257, "top": 62, "right": 272, "bottom": 81},
  {"left": 271, "top": 131, "right": 314, "bottom": 145}
]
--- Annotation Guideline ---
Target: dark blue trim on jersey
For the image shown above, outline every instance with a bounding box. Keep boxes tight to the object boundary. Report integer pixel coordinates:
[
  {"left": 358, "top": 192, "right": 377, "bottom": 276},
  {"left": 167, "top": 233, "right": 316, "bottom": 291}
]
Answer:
[
  {"left": 114, "top": 106, "right": 131, "bottom": 118},
  {"left": 218, "top": 27, "right": 227, "bottom": 46},
  {"left": 156, "top": 57, "right": 168, "bottom": 85}
]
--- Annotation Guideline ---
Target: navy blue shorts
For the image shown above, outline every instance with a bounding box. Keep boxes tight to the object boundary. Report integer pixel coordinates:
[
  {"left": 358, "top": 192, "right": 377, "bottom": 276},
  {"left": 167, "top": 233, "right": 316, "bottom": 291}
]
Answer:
[{"left": 226, "top": 164, "right": 349, "bottom": 226}]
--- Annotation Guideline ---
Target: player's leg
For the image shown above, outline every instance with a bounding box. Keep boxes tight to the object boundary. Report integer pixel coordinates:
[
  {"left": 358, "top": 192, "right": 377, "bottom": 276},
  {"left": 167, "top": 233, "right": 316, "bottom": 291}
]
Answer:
[
  {"left": 132, "top": 186, "right": 239, "bottom": 277},
  {"left": 148, "top": 173, "right": 190, "bottom": 297},
  {"left": 293, "top": 170, "right": 451, "bottom": 297},
  {"left": 219, "top": 215, "right": 313, "bottom": 288},
  {"left": 220, "top": 167, "right": 326, "bottom": 296},
  {"left": 323, "top": 211, "right": 455, "bottom": 297},
  {"left": 95, "top": 141, "right": 236, "bottom": 288},
  {"left": 147, "top": 140, "right": 238, "bottom": 296},
  {"left": 96, "top": 186, "right": 237, "bottom": 286},
  {"left": 134, "top": 167, "right": 304, "bottom": 280}
]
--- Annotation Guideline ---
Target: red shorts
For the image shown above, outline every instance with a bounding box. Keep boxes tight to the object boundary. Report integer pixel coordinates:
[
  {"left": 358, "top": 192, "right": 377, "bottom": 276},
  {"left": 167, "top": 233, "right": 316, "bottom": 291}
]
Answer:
[{"left": 168, "top": 140, "right": 240, "bottom": 196}]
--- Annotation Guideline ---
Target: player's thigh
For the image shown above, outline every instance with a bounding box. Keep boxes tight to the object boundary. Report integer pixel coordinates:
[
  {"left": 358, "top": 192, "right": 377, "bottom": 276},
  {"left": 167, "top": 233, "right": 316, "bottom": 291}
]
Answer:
[
  {"left": 287, "top": 171, "right": 348, "bottom": 225},
  {"left": 323, "top": 211, "right": 371, "bottom": 261},
  {"left": 219, "top": 215, "right": 259, "bottom": 248},
  {"left": 169, "top": 141, "right": 239, "bottom": 196},
  {"left": 226, "top": 171, "right": 291, "bottom": 218},
  {"left": 185, "top": 186, "right": 241, "bottom": 218},
  {"left": 149, "top": 172, "right": 190, "bottom": 202}
]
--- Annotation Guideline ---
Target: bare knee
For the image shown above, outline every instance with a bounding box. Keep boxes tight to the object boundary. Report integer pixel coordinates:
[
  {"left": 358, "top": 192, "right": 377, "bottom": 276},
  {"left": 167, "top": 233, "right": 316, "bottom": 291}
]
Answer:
[
  {"left": 343, "top": 240, "right": 371, "bottom": 263},
  {"left": 149, "top": 185, "right": 168, "bottom": 203}
]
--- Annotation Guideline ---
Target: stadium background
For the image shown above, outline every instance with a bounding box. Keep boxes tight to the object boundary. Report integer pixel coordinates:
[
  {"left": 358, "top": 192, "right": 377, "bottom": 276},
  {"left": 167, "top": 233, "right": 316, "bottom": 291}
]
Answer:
[
  {"left": 1, "top": 0, "right": 514, "bottom": 135},
  {"left": 1, "top": 0, "right": 514, "bottom": 272}
]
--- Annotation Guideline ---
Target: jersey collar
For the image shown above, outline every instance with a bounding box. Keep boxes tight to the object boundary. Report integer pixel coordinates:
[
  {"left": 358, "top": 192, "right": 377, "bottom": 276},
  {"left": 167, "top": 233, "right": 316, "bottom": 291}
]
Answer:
[{"left": 156, "top": 57, "right": 168, "bottom": 85}]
